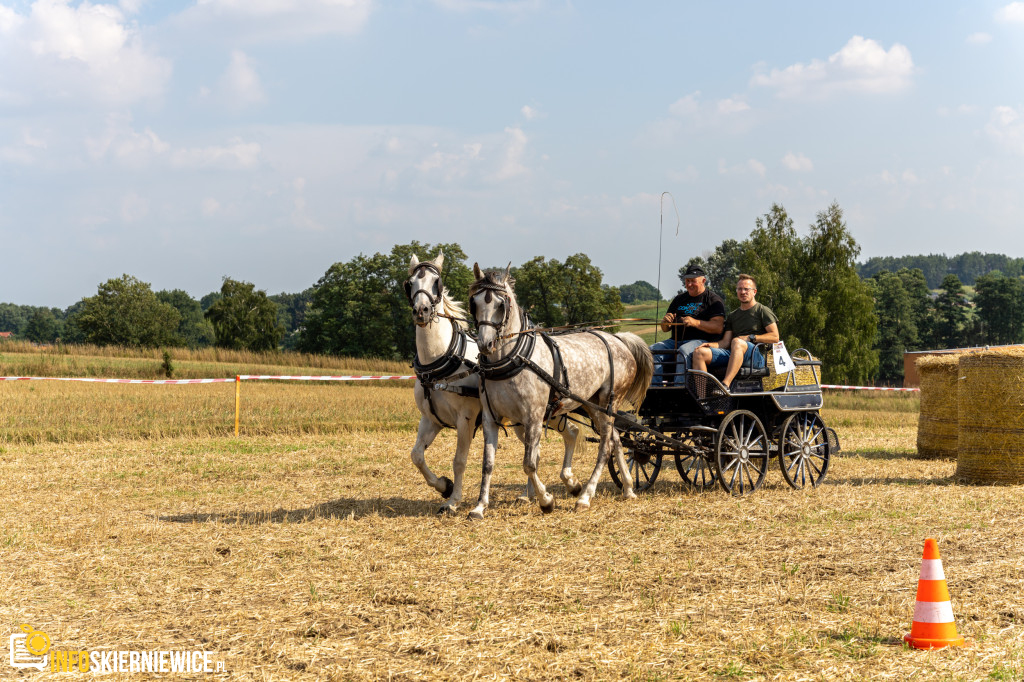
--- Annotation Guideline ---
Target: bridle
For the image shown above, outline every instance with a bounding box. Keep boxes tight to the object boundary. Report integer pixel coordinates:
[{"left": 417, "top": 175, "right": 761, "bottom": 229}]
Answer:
[
  {"left": 405, "top": 262, "right": 442, "bottom": 304},
  {"left": 470, "top": 282, "right": 513, "bottom": 335}
]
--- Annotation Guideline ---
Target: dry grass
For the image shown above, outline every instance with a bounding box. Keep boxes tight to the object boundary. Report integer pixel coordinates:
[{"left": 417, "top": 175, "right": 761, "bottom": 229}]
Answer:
[
  {"left": 1, "top": 386, "right": 1022, "bottom": 680},
  {"left": 0, "top": 342, "right": 411, "bottom": 380}
]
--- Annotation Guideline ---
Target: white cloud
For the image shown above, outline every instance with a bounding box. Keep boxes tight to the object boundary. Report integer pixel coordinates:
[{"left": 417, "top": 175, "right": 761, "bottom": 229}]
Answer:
[
  {"left": 782, "top": 152, "right": 813, "bottom": 172},
  {"left": 219, "top": 50, "right": 266, "bottom": 109},
  {"left": 751, "top": 36, "right": 914, "bottom": 98},
  {"left": 996, "top": 2, "right": 1024, "bottom": 23},
  {"left": 716, "top": 98, "right": 750, "bottom": 114},
  {"left": 966, "top": 32, "right": 992, "bottom": 45},
  {"left": 86, "top": 116, "right": 171, "bottom": 166},
  {"left": 201, "top": 197, "right": 221, "bottom": 216},
  {"left": 86, "top": 116, "right": 261, "bottom": 170},
  {"left": 120, "top": 192, "right": 148, "bottom": 222},
  {"left": 521, "top": 104, "right": 542, "bottom": 121},
  {"left": 495, "top": 126, "right": 528, "bottom": 180},
  {"left": 432, "top": 0, "right": 543, "bottom": 12},
  {"left": 717, "top": 158, "right": 765, "bottom": 177},
  {"left": 669, "top": 92, "right": 700, "bottom": 117},
  {"left": 170, "top": 139, "right": 262, "bottom": 170},
  {"left": 179, "top": 0, "right": 372, "bottom": 41},
  {"left": 0, "top": 0, "right": 172, "bottom": 106},
  {"left": 986, "top": 105, "right": 1024, "bottom": 155}
]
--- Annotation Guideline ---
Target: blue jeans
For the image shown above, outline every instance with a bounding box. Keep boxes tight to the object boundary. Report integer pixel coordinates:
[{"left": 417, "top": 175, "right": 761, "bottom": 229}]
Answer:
[
  {"left": 708, "top": 341, "right": 766, "bottom": 370},
  {"left": 650, "top": 338, "right": 709, "bottom": 385}
]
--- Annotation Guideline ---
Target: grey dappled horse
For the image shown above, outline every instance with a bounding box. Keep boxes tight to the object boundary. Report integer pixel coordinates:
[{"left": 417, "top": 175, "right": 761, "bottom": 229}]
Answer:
[
  {"left": 467, "top": 264, "right": 654, "bottom": 518},
  {"left": 405, "top": 252, "right": 584, "bottom": 514}
]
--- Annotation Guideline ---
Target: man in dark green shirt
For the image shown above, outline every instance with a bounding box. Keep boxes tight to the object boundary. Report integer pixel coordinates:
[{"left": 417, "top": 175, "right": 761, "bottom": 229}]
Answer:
[{"left": 691, "top": 273, "right": 779, "bottom": 390}]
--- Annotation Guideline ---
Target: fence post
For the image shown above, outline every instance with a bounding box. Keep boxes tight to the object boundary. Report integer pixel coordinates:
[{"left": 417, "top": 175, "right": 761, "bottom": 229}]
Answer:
[{"left": 234, "top": 375, "right": 241, "bottom": 437}]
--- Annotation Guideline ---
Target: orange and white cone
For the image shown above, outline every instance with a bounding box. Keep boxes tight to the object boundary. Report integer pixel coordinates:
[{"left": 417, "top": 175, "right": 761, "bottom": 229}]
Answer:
[{"left": 904, "top": 538, "right": 965, "bottom": 649}]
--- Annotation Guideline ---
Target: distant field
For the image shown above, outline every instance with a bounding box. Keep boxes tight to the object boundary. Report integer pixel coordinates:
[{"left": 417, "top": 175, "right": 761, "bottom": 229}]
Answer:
[
  {"left": 622, "top": 301, "right": 671, "bottom": 345},
  {"left": 2, "top": 346, "right": 1020, "bottom": 680}
]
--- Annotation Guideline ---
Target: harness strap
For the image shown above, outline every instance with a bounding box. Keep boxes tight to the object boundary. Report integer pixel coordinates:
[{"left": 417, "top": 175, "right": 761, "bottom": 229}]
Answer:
[
  {"left": 539, "top": 333, "right": 569, "bottom": 422},
  {"left": 585, "top": 330, "right": 617, "bottom": 415}
]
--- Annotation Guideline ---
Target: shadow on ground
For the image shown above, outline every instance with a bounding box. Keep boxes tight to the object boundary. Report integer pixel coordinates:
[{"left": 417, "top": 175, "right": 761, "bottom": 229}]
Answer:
[{"left": 155, "top": 482, "right": 623, "bottom": 524}]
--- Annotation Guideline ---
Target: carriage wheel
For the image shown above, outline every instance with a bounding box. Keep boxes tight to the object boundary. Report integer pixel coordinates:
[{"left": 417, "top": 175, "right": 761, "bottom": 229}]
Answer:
[
  {"left": 608, "top": 433, "right": 662, "bottom": 493},
  {"left": 714, "top": 410, "right": 769, "bottom": 496},
  {"left": 778, "top": 412, "right": 831, "bottom": 488},
  {"left": 673, "top": 434, "right": 716, "bottom": 492}
]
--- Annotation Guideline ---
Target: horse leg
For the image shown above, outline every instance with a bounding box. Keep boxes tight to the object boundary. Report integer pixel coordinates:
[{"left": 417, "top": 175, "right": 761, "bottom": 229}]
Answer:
[
  {"left": 574, "top": 413, "right": 615, "bottom": 511},
  {"left": 512, "top": 425, "right": 536, "bottom": 503},
  {"left": 522, "top": 420, "right": 555, "bottom": 513},
  {"left": 468, "top": 400, "right": 499, "bottom": 520},
  {"left": 610, "top": 426, "right": 637, "bottom": 500},
  {"left": 410, "top": 416, "right": 451, "bottom": 498},
  {"left": 554, "top": 419, "right": 583, "bottom": 496},
  {"left": 438, "top": 410, "right": 475, "bottom": 515}
]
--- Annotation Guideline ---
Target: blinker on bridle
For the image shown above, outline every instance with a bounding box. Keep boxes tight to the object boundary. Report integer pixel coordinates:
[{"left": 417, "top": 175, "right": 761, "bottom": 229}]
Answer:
[{"left": 405, "top": 262, "right": 443, "bottom": 313}]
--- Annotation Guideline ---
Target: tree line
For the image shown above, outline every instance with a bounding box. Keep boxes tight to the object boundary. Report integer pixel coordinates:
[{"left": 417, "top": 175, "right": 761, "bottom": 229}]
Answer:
[
  {"left": 858, "top": 252, "right": 1024, "bottom": 288},
  {"left": 3, "top": 201, "right": 1022, "bottom": 385}
]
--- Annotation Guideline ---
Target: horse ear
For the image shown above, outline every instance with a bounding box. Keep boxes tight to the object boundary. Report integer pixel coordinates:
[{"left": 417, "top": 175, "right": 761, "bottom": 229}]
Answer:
[
  {"left": 433, "top": 250, "right": 444, "bottom": 270},
  {"left": 408, "top": 254, "right": 420, "bottom": 275},
  {"left": 473, "top": 262, "right": 484, "bottom": 280},
  {"left": 503, "top": 262, "right": 512, "bottom": 281}
]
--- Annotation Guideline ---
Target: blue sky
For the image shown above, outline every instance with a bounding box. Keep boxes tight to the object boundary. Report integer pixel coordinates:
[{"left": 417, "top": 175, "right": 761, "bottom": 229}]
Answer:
[{"left": 1, "top": 1, "right": 1023, "bottom": 307}]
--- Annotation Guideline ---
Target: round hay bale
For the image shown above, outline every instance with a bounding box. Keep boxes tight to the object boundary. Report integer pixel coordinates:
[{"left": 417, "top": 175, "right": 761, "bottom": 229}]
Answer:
[
  {"left": 957, "top": 348, "right": 1024, "bottom": 484},
  {"left": 915, "top": 354, "right": 961, "bottom": 459}
]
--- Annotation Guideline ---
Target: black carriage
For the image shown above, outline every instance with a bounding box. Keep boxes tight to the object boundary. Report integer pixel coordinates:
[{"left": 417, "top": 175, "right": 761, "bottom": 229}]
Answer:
[{"left": 607, "top": 346, "right": 840, "bottom": 496}]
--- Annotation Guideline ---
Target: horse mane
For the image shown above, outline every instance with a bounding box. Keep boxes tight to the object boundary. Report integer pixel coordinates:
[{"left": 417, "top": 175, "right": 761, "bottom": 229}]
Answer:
[{"left": 441, "top": 289, "right": 469, "bottom": 330}]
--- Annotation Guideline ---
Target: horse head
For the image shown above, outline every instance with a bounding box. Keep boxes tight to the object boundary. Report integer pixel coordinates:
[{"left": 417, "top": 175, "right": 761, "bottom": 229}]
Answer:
[
  {"left": 469, "top": 262, "right": 515, "bottom": 355},
  {"left": 406, "top": 251, "right": 445, "bottom": 327}
]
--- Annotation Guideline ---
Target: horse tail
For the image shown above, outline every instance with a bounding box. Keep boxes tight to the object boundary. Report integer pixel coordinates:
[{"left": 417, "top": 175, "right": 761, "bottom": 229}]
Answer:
[{"left": 614, "top": 332, "right": 654, "bottom": 408}]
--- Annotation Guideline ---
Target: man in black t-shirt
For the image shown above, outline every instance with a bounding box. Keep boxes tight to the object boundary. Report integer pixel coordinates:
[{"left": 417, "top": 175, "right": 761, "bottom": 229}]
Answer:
[{"left": 649, "top": 264, "right": 725, "bottom": 385}]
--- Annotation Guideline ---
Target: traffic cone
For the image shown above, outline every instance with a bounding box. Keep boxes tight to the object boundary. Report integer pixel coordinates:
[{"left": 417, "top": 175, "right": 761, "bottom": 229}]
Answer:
[{"left": 904, "top": 538, "right": 966, "bottom": 649}]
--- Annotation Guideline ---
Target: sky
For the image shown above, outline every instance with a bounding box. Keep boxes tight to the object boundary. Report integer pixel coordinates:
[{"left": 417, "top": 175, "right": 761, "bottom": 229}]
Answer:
[{"left": 1, "top": 1, "right": 1023, "bottom": 308}]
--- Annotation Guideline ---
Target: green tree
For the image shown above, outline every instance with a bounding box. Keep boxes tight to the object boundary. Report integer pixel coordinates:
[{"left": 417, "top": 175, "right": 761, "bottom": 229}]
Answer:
[
  {"left": 868, "top": 272, "right": 919, "bottom": 383},
  {"left": 735, "top": 202, "right": 877, "bottom": 384},
  {"left": 76, "top": 275, "right": 180, "bottom": 347},
  {"left": 513, "top": 254, "right": 623, "bottom": 328},
  {"left": 618, "top": 280, "right": 661, "bottom": 304},
  {"left": 156, "top": 289, "right": 215, "bottom": 347},
  {"left": 930, "top": 274, "right": 970, "bottom": 348},
  {"left": 298, "top": 241, "right": 471, "bottom": 359},
  {"left": 204, "top": 278, "right": 284, "bottom": 351},
  {"left": 973, "top": 272, "right": 1024, "bottom": 345},
  {"left": 682, "top": 238, "right": 743, "bottom": 299},
  {"left": 24, "top": 308, "right": 59, "bottom": 344}
]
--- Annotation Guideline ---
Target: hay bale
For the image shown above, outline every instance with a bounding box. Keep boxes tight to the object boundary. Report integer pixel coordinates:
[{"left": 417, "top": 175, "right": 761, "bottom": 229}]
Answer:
[
  {"left": 957, "top": 348, "right": 1024, "bottom": 484},
  {"left": 915, "top": 354, "right": 961, "bottom": 459}
]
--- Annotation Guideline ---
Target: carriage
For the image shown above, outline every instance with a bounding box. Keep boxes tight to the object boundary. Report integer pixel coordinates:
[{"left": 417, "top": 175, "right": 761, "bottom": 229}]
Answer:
[{"left": 605, "top": 346, "right": 840, "bottom": 496}]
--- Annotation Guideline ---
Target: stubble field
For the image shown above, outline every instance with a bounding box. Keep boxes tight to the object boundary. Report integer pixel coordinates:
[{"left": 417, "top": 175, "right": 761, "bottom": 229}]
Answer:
[{"left": 1, "top": 347, "right": 1022, "bottom": 680}]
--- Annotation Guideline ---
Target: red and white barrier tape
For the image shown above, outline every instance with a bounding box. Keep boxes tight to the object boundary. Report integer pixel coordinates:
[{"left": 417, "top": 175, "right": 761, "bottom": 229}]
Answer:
[
  {"left": 0, "top": 375, "right": 415, "bottom": 384},
  {"left": 237, "top": 375, "right": 415, "bottom": 381},
  {"left": 822, "top": 384, "right": 919, "bottom": 392},
  {"left": 0, "top": 377, "right": 235, "bottom": 384}
]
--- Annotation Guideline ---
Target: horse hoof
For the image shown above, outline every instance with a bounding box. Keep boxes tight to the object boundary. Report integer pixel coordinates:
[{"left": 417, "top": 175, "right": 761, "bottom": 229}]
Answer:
[
  {"left": 467, "top": 511, "right": 484, "bottom": 521},
  {"left": 568, "top": 483, "right": 583, "bottom": 497},
  {"left": 440, "top": 476, "right": 455, "bottom": 499},
  {"left": 437, "top": 505, "right": 456, "bottom": 516},
  {"left": 624, "top": 490, "right": 638, "bottom": 500},
  {"left": 574, "top": 501, "right": 591, "bottom": 513},
  {"left": 539, "top": 501, "right": 555, "bottom": 515}
]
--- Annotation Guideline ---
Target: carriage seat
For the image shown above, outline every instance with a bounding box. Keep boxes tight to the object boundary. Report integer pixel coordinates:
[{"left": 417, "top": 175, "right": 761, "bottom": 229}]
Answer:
[{"left": 707, "top": 364, "right": 769, "bottom": 381}]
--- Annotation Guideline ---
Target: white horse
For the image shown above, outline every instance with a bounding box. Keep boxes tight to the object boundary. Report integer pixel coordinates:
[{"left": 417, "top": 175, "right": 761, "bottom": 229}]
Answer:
[
  {"left": 405, "top": 252, "right": 584, "bottom": 514},
  {"left": 467, "top": 264, "right": 654, "bottom": 518}
]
